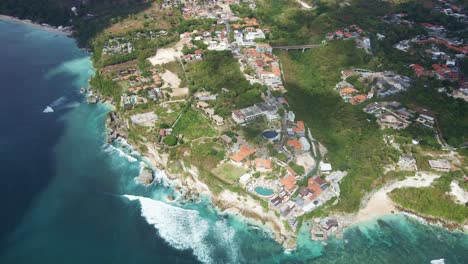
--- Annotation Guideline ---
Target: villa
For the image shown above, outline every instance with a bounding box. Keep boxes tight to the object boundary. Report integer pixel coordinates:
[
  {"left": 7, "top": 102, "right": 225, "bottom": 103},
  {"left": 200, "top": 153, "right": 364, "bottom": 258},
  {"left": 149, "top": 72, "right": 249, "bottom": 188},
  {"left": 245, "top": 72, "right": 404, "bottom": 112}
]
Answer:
[
  {"left": 254, "top": 158, "right": 273, "bottom": 171},
  {"left": 279, "top": 175, "right": 297, "bottom": 194},
  {"left": 231, "top": 144, "right": 256, "bottom": 164}
]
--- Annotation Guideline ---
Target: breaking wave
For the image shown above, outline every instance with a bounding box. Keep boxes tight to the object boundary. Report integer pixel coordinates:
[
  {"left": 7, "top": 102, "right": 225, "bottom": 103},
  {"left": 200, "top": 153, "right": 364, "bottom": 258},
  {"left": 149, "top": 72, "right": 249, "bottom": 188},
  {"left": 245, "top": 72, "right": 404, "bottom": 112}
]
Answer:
[
  {"left": 49, "top": 96, "right": 67, "bottom": 108},
  {"left": 102, "top": 144, "right": 138, "bottom": 163},
  {"left": 124, "top": 195, "right": 240, "bottom": 264}
]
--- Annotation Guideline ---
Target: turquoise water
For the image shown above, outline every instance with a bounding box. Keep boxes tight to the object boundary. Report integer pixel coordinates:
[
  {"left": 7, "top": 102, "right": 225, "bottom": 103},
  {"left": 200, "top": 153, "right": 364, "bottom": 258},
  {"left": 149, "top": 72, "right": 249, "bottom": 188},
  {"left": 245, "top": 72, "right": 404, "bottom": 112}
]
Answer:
[
  {"left": 255, "top": 186, "right": 274, "bottom": 196},
  {"left": 1, "top": 20, "right": 467, "bottom": 264}
]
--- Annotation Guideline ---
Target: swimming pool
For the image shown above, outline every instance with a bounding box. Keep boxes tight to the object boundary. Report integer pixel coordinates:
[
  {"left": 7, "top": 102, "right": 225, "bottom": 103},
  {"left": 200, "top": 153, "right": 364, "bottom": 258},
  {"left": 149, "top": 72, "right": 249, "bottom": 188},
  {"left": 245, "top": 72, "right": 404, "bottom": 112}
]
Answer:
[
  {"left": 262, "top": 131, "right": 279, "bottom": 140},
  {"left": 254, "top": 187, "right": 274, "bottom": 196}
]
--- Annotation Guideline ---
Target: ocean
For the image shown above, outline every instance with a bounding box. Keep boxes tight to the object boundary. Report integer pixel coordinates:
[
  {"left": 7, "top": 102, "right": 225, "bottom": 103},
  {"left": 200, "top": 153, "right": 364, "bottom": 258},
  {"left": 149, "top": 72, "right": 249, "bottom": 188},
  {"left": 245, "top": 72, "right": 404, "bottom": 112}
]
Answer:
[{"left": 0, "top": 20, "right": 467, "bottom": 264}]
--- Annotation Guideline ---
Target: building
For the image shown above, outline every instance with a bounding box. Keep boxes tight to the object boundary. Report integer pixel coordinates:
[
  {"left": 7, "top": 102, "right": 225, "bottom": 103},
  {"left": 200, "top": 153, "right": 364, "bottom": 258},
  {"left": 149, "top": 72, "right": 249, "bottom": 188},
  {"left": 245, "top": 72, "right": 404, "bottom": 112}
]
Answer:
[
  {"left": 398, "top": 154, "right": 417, "bottom": 171},
  {"left": 299, "top": 137, "right": 311, "bottom": 152},
  {"left": 287, "top": 139, "right": 303, "bottom": 151},
  {"left": 204, "top": 108, "right": 215, "bottom": 117},
  {"left": 319, "top": 161, "right": 332, "bottom": 174},
  {"left": 416, "top": 114, "right": 435, "bottom": 128},
  {"left": 231, "top": 145, "right": 256, "bottom": 164},
  {"left": 429, "top": 159, "right": 451, "bottom": 171},
  {"left": 231, "top": 102, "right": 278, "bottom": 124},
  {"left": 239, "top": 173, "right": 252, "bottom": 186},
  {"left": 292, "top": 121, "right": 305, "bottom": 136},
  {"left": 212, "top": 115, "right": 224, "bottom": 126},
  {"left": 254, "top": 158, "right": 273, "bottom": 171},
  {"left": 232, "top": 105, "right": 263, "bottom": 124},
  {"left": 279, "top": 175, "right": 297, "bottom": 194},
  {"left": 221, "top": 134, "right": 232, "bottom": 144},
  {"left": 197, "top": 101, "right": 209, "bottom": 109},
  {"left": 256, "top": 43, "right": 272, "bottom": 53}
]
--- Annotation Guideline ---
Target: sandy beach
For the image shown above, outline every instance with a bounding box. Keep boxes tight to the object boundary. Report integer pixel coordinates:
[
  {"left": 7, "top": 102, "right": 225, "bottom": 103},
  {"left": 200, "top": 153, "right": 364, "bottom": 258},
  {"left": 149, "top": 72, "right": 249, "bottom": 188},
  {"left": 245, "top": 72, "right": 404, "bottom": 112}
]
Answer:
[
  {"left": 351, "top": 172, "right": 440, "bottom": 224},
  {"left": 0, "top": 15, "right": 73, "bottom": 36}
]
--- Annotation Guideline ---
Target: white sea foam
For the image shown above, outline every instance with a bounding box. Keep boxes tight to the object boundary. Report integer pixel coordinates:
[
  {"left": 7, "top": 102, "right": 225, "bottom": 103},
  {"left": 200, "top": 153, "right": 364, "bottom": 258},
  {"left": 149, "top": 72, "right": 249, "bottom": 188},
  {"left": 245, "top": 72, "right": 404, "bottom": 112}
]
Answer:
[
  {"left": 43, "top": 106, "right": 54, "bottom": 113},
  {"left": 124, "top": 195, "right": 240, "bottom": 264},
  {"left": 46, "top": 57, "right": 94, "bottom": 86},
  {"left": 60, "top": 101, "right": 80, "bottom": 109},
  {"left": 49, "top": 96, "right": 67, "bottom": 107},
  {"left": 102, "top": 144, "right": 138, "bottom": 163}
]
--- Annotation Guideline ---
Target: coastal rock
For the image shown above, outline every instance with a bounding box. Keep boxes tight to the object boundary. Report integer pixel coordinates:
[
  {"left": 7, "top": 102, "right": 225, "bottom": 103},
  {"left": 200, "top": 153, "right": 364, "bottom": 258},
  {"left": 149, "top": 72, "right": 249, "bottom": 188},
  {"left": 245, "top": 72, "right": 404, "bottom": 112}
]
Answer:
[{"left": 136, "top": 168, "right": 154, "bottom": 185}]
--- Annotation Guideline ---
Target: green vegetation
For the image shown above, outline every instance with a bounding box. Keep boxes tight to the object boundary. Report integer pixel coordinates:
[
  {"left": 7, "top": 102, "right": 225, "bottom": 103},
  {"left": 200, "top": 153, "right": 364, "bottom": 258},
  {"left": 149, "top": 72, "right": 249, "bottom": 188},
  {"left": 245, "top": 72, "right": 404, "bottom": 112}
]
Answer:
[
  {"left": 172, "top": 109, "right": 216, "bottom": 140},
  {"left": 278, "top": 41, "right": 398, "bottom": 213},
  {"left": 288, "top": 162, "right": 305, "bottom": 176},
  {"left": 390, "top": 174, "right": 468, "bottom": 224},
  {"left": 186, "top": 51, "right": 265, "bottom": 111},
  {"left": 89, "top": 72, "right": 122, "bottom": 103},
  {"left": 211, "top": 163, "right": 247, "bottom": 184},
  {"left": 393, "top": 79, "right": 468, "bottom": 148},
  {"left": 163, "top": 134, "right": 178, "bottom": 146}
]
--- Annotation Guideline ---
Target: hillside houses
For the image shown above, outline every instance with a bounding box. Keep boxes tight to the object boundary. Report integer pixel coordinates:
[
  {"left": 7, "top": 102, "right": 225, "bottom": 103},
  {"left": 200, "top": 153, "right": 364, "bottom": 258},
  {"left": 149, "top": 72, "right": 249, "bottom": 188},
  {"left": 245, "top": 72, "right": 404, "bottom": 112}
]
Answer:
[
  {"left": 336, "top": 70, "right": 411, "bottom": 101},
  {"left": 326, "top": 25, "right": 371, "bottom": 53},
  {"left": 102, "top": 38, "right": 134, "bottom": 55},
  {"left": 234, "top": 28, "right": 267, "bottom": 47},
  {"left": 364, "top": 101, "right": 415, "bottom": 130}
]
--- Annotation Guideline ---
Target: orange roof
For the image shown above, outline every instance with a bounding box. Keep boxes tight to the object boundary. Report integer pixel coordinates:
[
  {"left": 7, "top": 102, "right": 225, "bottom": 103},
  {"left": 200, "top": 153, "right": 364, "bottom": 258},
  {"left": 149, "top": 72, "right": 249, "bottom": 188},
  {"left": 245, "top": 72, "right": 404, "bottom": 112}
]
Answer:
[
  {"left": 339, "top": 87, "right": 357, "bottom": 95},
  {"left": 272, "top": 65, "right": 281, "bottom": 77},
  {"left": 292, "top": 121, "right": 305, "bottom": 133},
  {"left": 350, "top": 94, "right": 368, "bottom": 105},
  {"left": 280, "top": 175, "right": 297, "bottom": 192},
  {"left": 287, "top": 139, "right": 302, "bottom": 150},
  {"left": 230, "top": 145, "right": 256, "bottom": 163},
  {"left": 153, "top": 74, "right": 161, "bottom": 84},
  {"left": 307, "top": 178, "right": 323, "bottom": 196},
  {"left": 254, "top": 158, "right": 273, "bottom": 170}
]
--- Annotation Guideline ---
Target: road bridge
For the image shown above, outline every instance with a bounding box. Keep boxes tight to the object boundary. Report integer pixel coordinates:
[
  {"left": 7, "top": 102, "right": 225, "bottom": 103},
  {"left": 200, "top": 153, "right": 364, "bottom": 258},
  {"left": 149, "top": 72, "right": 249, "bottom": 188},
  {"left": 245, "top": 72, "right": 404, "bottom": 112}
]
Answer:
[{"left": 272, "top": 44, "right": 321, "bottom": 51}]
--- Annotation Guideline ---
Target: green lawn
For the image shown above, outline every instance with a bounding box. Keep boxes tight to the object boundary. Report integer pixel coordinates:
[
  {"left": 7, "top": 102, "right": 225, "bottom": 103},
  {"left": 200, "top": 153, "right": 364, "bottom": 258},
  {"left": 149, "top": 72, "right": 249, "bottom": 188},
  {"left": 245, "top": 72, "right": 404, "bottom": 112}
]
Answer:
[
  {"left": 172, "top": 109, "right": 217, "bottom": 140},
  {"left": 211, "top": 163, "right": 248, "bottom": 184}
]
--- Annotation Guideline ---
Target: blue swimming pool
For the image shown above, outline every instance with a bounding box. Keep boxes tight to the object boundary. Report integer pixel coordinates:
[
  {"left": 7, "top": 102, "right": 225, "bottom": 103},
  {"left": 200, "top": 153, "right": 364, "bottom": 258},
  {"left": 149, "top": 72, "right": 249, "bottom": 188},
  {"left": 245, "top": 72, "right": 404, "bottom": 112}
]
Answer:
[
  {"left": 254, "top": 187, "right": 274, "bottom": 196},
  {"left": 262, "top": 131, "right": 279, "bottom": 140}
]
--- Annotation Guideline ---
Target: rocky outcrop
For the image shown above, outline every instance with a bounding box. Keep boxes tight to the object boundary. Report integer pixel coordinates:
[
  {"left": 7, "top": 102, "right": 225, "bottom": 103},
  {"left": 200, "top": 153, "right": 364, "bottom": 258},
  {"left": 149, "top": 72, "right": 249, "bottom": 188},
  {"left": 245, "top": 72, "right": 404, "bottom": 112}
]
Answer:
[{"left": 136, "top": 168, "right": 154, "bottom": 185}]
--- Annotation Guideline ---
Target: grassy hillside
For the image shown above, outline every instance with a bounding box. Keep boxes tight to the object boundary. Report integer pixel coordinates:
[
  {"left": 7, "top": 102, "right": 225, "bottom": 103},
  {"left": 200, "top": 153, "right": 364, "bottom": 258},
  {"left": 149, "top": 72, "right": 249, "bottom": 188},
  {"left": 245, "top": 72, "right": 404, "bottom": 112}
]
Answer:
[{"left": 278, "top": 41, "right": 400, "bottom": 212}]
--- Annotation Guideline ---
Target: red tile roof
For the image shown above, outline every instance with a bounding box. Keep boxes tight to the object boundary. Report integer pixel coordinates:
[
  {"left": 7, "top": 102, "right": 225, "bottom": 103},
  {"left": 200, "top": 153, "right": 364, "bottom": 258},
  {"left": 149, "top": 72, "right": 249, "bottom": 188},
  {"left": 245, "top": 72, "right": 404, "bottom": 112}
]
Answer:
[
  {"left": 280, "top": 175, "right": 297, "bottom": 192},
  {"left": 292, "top": 121, "right": 305, "bottom": 133},
  {"left": 231, "top": 145, "right": 256, "bottom": 163}
]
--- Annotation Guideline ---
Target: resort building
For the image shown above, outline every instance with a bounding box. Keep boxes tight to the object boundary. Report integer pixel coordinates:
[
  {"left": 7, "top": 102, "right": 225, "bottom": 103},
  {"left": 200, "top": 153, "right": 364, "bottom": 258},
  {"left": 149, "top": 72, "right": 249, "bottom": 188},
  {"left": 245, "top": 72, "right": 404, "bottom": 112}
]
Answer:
[
  {"left": 231, "top": 145, "right": 256, "bottom": 164},
  {"left": 292, "top": 121, "right": 306, "bottom": 136},
  {"left": 254, "top": 158, "right": 273, "bottom": 171},
  {"left": 279, "top": 175, "right": 297, "bottom": 194},
  {"left": 319, "top": 162, "right": 332, "bottom": 174},
  {"left": 239, "top": 173, "right": 252, "bottom": 186}
]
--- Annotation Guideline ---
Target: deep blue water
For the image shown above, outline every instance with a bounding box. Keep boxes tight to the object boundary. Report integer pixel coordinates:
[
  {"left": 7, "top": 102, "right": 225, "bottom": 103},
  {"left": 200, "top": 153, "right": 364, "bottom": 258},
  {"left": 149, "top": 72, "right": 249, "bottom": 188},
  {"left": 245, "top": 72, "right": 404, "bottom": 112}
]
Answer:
[{"left": 0, "top": 20, "right": 467, "bottom": 264}]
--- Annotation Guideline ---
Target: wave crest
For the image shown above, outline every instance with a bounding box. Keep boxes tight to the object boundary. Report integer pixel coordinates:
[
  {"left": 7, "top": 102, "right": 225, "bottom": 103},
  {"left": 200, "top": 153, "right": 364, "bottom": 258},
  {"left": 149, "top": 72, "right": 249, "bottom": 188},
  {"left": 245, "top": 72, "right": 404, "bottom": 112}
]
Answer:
[{"left": 124, "top": 195, "right": 240, "bottom": 264}]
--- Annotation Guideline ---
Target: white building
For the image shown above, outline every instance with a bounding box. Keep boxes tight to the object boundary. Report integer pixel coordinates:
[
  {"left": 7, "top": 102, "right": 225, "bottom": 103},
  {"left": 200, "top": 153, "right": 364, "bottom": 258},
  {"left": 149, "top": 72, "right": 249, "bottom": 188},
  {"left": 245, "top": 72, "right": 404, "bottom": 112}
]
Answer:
[
  {"left": 319, "top": 161, "right": 332, "bottom": 174},
  {"left": 429, "top": 159, "right": 451, "bottom": 172}
]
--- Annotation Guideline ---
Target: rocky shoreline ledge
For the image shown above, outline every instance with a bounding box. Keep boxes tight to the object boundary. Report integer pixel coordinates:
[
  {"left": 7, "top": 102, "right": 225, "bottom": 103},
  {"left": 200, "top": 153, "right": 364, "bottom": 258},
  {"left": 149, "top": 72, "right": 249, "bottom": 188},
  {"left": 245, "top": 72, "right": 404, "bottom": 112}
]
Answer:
[{"left": 102, "top": 106, "right": 299, "bottom": 249}]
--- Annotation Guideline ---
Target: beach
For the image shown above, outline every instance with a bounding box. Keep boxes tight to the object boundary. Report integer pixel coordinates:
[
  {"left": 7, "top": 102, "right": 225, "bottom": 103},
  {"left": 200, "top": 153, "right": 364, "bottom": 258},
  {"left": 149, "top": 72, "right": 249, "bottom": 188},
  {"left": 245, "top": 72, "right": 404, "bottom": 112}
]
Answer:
[{"left": 353, "top": 172, "right": 440, "bottom": 224}]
